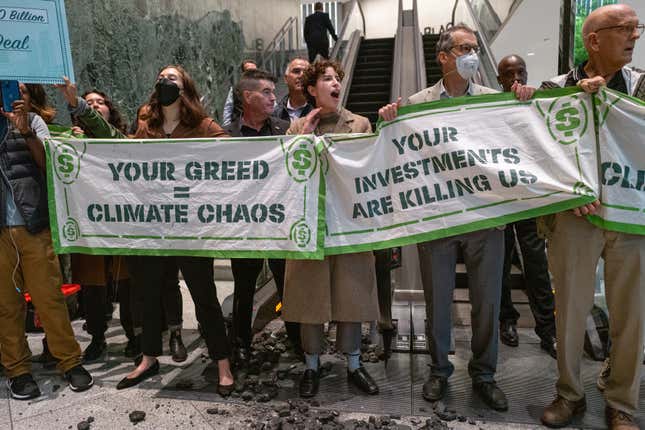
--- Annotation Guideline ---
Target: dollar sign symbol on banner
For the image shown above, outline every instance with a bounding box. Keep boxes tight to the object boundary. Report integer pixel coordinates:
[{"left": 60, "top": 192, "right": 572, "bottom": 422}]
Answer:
[
  {"left": 53, "top": 143, "right": 81, "bottom": 184},
  {"left": 292, "top": 145, "right": 312, "bottom": 178},
  {"left": 57, "top": 152, "right": 75, "bottom": 174},
  {"left": 286, "top": 137, "right": 317, "bottom": 182},
  {"left": 554, "top": 105, "right": 581, "bottom": 137},
  {"left": 545, "top": 95, "right": 588, "bottom": 146},
  {"left": 290, "top": 220, "right": 312, "bottom": 248}
]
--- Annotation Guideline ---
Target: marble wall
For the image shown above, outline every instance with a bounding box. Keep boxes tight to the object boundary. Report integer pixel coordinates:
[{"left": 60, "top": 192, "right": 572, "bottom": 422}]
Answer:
[{"left": 52, "top": 0, "right": 247, "bottom": 125}]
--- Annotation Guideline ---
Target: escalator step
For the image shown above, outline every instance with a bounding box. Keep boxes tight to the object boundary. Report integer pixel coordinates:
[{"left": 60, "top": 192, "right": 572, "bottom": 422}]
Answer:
[
  {"left": 347, "top": 97, "right": 389, "bottom": 105},
  {"left": 349, "top": 82, "right": 390, "bottom": 92},
  {"left": 350, "top": 75, "right": 391, "bottom": 84},
  {"left": 352, "top": 67, "right": 392, "bottom": 74}
]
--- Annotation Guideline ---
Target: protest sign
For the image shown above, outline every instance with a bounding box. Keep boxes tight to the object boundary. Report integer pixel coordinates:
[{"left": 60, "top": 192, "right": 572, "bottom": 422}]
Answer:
[
  {"left": 46, "top": 136, "right": 323, "bottom": 258},
  {"left": 0, "top": 0, "right": 74, "bottom": 84},
  {"left": 322, "top": 88, "right": 599, "bottom": 254},
  {"left": 46, "top": 88, "right": 643, "bottom": 258},
  {"left": 587, "top": 87, "right": 645, "bottom": 235}
]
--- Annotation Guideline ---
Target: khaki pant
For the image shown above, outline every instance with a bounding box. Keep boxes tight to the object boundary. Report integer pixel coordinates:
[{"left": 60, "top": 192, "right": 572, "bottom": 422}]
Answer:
[
  {"left": 0, "top": 227, "right": 81, "bottom": 377},
  {"left": 549, "top": 211, "right": 645, "bottom": 415},
  {"left": 283, "top": 252, "right": 378, "bottom": 324}
]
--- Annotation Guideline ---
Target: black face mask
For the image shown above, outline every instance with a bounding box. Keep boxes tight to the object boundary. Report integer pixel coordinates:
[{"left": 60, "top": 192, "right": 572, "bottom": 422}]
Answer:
[{"left": 155, "top": 78, "right": 181, "bottom": 106}]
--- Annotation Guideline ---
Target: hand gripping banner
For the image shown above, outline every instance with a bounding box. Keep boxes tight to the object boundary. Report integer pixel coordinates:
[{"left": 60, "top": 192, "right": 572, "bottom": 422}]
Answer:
[{"left": 45, "top": 136, "right": 324, "bottom": 259}]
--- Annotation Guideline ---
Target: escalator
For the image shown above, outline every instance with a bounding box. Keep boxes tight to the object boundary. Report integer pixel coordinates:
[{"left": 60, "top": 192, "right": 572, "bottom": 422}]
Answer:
[
  {"left": 422, "top": 33, "right": 442, "bottom": 87},
  {"left": 345, "top": 37, "right": 395, "bottom": 129}
]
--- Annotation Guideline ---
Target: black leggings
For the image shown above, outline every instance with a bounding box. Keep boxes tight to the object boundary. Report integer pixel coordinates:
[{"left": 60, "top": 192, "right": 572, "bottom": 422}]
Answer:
[
  {"left": 136, "top": 256, "right": 231, "bottom": 359},
  {"left": 230, "top": 258, "right": 300, "bottom": 348}
]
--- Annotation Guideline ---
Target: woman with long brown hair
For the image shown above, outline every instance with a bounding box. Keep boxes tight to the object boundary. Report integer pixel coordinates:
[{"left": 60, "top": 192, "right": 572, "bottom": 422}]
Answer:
[
  {"left": 58, "top": 65, "right": 235, "bottom": 396},
  {"left": 19, "top": 83, "right": 57, "bottom": 124}
]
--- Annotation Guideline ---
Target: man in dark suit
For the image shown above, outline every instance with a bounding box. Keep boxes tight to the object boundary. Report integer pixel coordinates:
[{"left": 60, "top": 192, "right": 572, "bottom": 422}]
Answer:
[
  {"left": 304, "top": 2, "right": 338, "bottom": 62},
  {"left": 496, "top": 54, "right": 556, "bottom": 359},
  {"left": 224, "top": 69, "right": 302, "bottom": 368}
]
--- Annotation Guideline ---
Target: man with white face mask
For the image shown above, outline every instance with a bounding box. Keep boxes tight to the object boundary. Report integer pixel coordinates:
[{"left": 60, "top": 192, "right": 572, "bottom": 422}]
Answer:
[{"left": 379, "top": 23, "right": 534, "bottom": 411}]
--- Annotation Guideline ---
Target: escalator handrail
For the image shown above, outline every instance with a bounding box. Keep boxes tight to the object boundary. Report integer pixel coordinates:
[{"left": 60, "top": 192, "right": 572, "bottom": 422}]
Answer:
[
  {"left": 338, "top": 29, "right": 362, "bottom": 109},
  {"left": 390, "top": 0, "right": 405, "bottom": 102},
  {"left": 330, "top": 0, "right": 366, "bottom": 60},
  {"left": 412, "top": 0, "right": 427, "bottom": 92}
]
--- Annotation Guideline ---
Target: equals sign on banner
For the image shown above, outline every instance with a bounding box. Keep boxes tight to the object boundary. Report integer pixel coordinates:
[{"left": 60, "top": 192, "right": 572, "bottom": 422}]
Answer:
[{"left": 174, "top": 186, "right": 190, "bottom": 198}]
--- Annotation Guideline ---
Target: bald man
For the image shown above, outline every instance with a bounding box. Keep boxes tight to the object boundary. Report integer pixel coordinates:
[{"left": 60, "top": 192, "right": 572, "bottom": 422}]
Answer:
[
  {"left": 539, "top": 5, "right": 644, "bottom": 429},
  {"left": 496, "top": 55, "right": 556, "bottom": 358}
]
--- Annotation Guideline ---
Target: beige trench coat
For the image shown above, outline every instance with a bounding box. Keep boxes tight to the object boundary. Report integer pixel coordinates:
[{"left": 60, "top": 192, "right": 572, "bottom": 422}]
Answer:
[{"left": 282, "top": 108, "right": 379, "bottom": 324}]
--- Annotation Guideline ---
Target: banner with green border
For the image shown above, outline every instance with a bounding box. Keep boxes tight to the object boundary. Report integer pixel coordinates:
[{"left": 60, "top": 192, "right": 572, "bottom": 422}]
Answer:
[
  {"left": 322, "top": 88, "right": 601, "bottom": 255},
  {"left": 586, "top": 87, "right": 645, "bottom": 235},
  {"left": 45, "top": 135, "right": 324, "bottom": 259},
  {"left": 45, "top": 87, "right": 643, "bottom": 259}
]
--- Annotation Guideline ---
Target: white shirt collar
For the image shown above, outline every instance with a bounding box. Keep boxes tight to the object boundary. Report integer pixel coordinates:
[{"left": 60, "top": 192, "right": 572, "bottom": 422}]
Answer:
[
  {"left": 286, "top": 97, "right": 308, "bottom": 111},
  {"left": 439, "top": 79, "right": 474, "bottom": 98}
]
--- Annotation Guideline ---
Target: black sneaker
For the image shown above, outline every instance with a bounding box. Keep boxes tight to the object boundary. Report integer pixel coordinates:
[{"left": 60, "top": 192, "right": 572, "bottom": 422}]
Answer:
[
  {"left": 64, "top": 365, "right": 94, "bottom": 392},
  {"left": 7, "top": 373, "right": 41, "bottom": 400},
  {"left": 83, "top": 338, "right": 107, "bottom": 363}
]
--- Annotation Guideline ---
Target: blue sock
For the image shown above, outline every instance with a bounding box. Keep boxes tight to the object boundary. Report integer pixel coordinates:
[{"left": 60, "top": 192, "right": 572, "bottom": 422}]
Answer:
[
  {"left": 346, "top": 349, "right": 361, "bottom": 372},
  {"left": 305, "top": 353, "right": 319, "bottom": 371}
]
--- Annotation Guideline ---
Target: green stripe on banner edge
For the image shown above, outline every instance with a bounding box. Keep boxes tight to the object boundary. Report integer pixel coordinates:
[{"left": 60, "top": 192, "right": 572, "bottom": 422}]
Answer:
[
  {"left": 587, "top": 215, "right": 645, "bottom": 236},
  {"left": 381, "top": 86, "right": 584, "bottom": 126},
  {"left": 601, "top": 202, "right": 640, "bottom": 212},
  {"left": 45, "top": 142, "right": 64, "bottom": 253},
  {"left": 316, "top": 169, "right": 327, "bottom": 253},
  {"left": 603, "top": 87, "right": 645, "bottom": 106},
  {"left": 324, "top": 134, "right": 378, "bottom": 144},
  {"left": 323, "top": 195, "right": 594, "bottom": 255},
  {"left": 52, "top": 246, "right": 325, "bottom": 260}
]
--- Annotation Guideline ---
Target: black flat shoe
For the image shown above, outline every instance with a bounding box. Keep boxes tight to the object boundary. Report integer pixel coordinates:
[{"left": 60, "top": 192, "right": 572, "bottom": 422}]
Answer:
[
  {"left": 347, "top": 366, "right": 379, "bottom": 395},
  {"left": 299, "top": 369, "right": 320, "bottom": 398},
  {"left": 217, "top": 383, "right": 235, "bottom": 397},
  {"left": 116, "top": 360, "right": 159, "bottom": 390}
]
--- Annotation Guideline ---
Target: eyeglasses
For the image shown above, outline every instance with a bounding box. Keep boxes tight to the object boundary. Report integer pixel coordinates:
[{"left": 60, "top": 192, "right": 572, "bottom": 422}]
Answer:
[
  {"left": 595, "top": 23, "right": 644, "bottom": 36},
  {"left": 449, "top": 44, "right": 480, "bottom": 55}
]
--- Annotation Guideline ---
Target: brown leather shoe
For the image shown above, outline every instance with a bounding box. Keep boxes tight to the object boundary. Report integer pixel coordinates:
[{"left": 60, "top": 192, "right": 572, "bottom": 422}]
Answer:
[
  {"left": 606, "top": 407, "right": 638, "bottom": 430},
  {"left": 541, "top": 396, "right": 586, "bottom": 428}
]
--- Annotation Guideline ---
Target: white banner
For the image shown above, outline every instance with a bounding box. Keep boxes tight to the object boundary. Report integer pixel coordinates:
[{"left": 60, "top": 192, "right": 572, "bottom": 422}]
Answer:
[
  {"left": 588, "top": 88, "right": 645, "bottom": 235},
  {"left": 46, "top": 136, "right": 323, "bottom": 259},
  {"left": 46, "top": 88, "right": 644, "bottom": 259},
  {"left": 322, "top": 88, "right": 599, "bottom": 254}
]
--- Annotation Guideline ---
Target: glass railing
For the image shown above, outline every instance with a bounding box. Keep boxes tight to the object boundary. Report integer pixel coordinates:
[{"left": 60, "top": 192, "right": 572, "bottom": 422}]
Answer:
[
  {"left": 259, "top": 16, "right": 300, "bottom": 79},
  {"left": 455, "top": 0, "right": 522, "bottom": 43}
]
